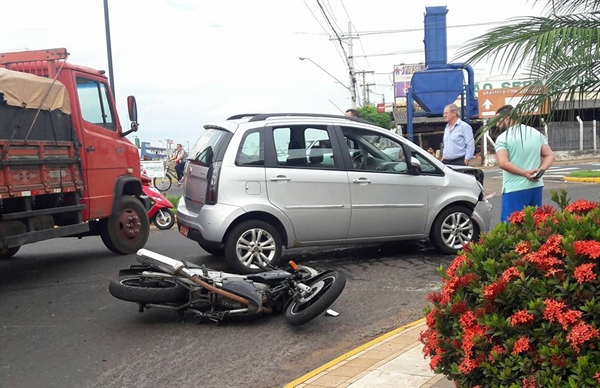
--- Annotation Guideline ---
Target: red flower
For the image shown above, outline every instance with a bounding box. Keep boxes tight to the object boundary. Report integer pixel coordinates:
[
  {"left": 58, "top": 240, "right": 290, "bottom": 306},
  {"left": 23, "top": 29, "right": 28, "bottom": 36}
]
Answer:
[
  {"left": 513, "top": 336, "right": 531, "bottom": 354},
  {"left": 459, "top": 311, "right": 477, "bottom": 328},
  {"left": 502, "top": 266, "right": 521, "bottom": 282},
  {"left": 450, "top": 300, "right": 468, "bottom": 315},
  {"left": 595, "top": 372, "right": 600, "bottom": 384},
  {"left": 446, "top": 254, "right": 470, "bottom": 277},
  {"left": 574, "top": 240, "right": 600, "bottom": 260},
  {"left": 514, "top": 241, "right": 531, "bottom": 255},
  {"left": 522, "top": 375, "right": 539, "bottom": 388},
  {"left": 426, "top": 291, "right": 443, "bottom": 304},
  {"left": 426, "top": 308, "right": 439, "bottom": 327},
  {"left": 483, "top": 278, "right": 507, "bottom": 302},
  {"left": 573, "top": 263, "right": 597, "bottom": 284},
  {"left": 508, "top": 210, "right": 525, "bottom": 224},
  {"left": 488, "top": 345, "right": 507, "bottom": 363},
  {"left": 459, "top": 355, "right": 478, "bottom": 375},
  {"left": 510, "top": 310, "right": 535, "bottom": 326},
  {"left": 566, "top": 322, "right": 600, "bottom": 353},
  {"left": 543, "top": 298, "right": 567, "bottom": 323},
  {"left": 565, "top": 199, "right": 598, "bottom": 214},
  {"left": 523, "top": 251, "right": 563, "bottom": 274},
  {"left": 557, "top": 309, "right": 583, "bottom": 330},
  {"left": 538, "top": 234, "right": 564, "bottom": 257},
  {"left": 533, "top": 205, "right": 557, "bottom": 227}
]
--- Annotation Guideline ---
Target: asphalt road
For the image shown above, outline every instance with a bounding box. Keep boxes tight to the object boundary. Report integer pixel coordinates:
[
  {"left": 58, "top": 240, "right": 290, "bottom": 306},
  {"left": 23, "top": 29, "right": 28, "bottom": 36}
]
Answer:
[{"left": 1, "top": 181, "right": 598, "bottom": 388}]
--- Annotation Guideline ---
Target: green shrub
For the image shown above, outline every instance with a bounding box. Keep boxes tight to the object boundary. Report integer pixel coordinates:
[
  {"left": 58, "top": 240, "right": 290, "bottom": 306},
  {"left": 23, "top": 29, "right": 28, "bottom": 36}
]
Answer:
[{"left": 421, "top": 192, "right": 600, "bottom": 387}]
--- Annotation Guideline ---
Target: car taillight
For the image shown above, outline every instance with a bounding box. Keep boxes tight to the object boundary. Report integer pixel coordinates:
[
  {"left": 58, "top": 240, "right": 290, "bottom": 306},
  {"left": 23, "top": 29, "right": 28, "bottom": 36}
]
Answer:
[{"left": 205, "top": 161, "right": 222, "bottom": 205}]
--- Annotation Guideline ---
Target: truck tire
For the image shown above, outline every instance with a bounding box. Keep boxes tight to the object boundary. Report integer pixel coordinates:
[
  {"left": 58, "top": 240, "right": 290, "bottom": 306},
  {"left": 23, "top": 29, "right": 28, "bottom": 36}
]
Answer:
[
  {"left": 101, "top": 197, "right": 150, "bottom": 255},
  {"left": 0, "top": 246, "right": 20, "bottom": 260}
]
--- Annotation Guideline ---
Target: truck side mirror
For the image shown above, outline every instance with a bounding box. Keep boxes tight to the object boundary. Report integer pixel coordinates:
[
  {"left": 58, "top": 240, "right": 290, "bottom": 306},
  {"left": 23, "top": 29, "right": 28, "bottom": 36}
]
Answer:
[
  {"left": 122, "top": 96, "right": 139, "bottom": 137},
  {"left": 127, "top": 95, "right": 138, "bottom": 122}
]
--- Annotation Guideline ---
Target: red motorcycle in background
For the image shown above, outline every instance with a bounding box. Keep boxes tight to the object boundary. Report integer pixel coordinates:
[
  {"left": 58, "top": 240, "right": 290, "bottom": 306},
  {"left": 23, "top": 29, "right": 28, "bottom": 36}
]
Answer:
[{"left": 141, "top": 174, "right": 175, "bottom": 230}]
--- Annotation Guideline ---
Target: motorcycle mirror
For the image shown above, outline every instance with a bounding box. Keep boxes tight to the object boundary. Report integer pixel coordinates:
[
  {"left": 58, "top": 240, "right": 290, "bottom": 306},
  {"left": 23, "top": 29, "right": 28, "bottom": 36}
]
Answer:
[{"left": 325, "top": 309, "right": 340, "bottom": 317}]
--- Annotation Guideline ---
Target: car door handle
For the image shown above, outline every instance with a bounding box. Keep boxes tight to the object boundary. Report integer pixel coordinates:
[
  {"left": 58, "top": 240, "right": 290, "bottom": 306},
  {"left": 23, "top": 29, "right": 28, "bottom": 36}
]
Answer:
[
  {"left": 270, "top": 176, "right": 291, "bottom": 182},
  {"left": 353, "top": 178, "right": 372, "bottom": 184},
  {"left": 86, "top": 146, "right": 95, "bottom": 152}
]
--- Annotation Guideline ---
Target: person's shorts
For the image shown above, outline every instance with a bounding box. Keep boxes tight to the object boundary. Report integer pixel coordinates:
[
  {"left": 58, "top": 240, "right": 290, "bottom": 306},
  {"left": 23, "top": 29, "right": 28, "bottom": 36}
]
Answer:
[{"left": 501, "top": 186, "right": 543, "bottom": 222}]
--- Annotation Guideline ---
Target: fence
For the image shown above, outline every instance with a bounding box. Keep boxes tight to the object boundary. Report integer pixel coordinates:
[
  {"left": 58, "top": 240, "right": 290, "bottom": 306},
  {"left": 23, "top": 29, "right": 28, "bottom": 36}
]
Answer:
[{"left": 482, "top": 118, "right": 598, "bottom": 166}]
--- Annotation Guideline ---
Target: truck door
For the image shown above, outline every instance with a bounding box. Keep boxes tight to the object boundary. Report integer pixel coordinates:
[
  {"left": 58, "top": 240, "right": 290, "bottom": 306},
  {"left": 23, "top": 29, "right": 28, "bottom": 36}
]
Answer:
[{"left": 74, "top": 75, "right": 128, "bottom": 219}]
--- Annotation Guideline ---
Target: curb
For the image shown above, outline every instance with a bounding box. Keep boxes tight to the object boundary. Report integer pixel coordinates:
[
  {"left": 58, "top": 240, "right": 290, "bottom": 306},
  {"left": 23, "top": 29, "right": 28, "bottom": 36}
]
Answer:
[
  {"left": 283, "top": 318, "right": 426, "bottom": 388},
  {"left": 563, "top": 177, "right": 600, "bottom": 183}
]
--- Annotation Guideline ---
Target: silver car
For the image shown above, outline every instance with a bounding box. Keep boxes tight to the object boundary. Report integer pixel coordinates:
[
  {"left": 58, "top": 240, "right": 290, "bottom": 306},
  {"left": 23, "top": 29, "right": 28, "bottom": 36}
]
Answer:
[{"left": 177, "top": 113, "right": 492, "bottom": 274}]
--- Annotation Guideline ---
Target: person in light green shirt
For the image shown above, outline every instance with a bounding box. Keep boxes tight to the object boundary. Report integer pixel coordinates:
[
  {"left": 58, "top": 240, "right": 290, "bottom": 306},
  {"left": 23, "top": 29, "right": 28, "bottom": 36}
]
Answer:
[{"left": 494, "top": 105, "right": 555, "bottom": 222}]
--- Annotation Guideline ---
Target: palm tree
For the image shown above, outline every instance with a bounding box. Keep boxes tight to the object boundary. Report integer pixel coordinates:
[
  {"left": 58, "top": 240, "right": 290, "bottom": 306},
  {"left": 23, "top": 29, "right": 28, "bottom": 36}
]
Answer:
[{"left": 457, "top": 0, "right": 600, "bottom": 133}]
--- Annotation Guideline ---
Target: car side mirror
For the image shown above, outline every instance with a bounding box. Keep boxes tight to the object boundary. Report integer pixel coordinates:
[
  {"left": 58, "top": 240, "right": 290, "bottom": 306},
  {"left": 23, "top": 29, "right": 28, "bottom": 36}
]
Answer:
[{"left": 410, "top": 156, "right": 422, "bottom": 172}]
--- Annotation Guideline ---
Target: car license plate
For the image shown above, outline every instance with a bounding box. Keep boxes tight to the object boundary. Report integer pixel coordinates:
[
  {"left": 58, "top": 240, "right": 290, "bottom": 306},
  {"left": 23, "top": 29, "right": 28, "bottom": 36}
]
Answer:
[{"left": 179, "top": 224, "right": 189, "bottom": 237}]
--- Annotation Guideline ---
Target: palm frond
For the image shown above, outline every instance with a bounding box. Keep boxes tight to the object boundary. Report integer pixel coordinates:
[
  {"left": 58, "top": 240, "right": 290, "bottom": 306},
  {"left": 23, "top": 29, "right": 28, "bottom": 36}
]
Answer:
[{"left": 530, "top": 0, "right": 600, "bottom": 15}]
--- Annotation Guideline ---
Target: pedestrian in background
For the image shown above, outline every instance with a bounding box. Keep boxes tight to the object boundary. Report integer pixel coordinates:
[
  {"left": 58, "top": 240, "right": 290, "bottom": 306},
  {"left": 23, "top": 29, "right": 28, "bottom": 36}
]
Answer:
[
  {"left": 494, "top": 104, "right": 555, "bottom": 222},
  {"left": 345, "top": 108, "right": 359, "bottom": 118},
  {"left": 170, "top": 143, "right": 187, "bottom": 185},
  {"left": 441, "top": 103, "right": 474, "bottom": 166}
]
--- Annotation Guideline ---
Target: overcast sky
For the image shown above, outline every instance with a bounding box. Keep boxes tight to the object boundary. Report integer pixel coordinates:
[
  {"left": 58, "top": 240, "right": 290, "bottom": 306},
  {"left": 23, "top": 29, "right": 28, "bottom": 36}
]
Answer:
[{"left": 0, "top": 0, "right": 544, "bottom": 147}]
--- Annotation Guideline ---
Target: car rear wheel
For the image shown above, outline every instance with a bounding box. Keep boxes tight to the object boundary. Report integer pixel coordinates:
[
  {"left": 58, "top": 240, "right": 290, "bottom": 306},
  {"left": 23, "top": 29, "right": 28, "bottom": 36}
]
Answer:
[
  {"left": 430, "top": 205, "right": 479, "bottom": 255},
  {"left": 224, "top": 220, "right": 282, "bottom": 274}
]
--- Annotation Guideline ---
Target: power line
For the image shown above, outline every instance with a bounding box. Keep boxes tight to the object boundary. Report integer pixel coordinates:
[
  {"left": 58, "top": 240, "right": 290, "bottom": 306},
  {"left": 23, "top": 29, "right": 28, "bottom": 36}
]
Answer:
[
  {"left": 339, "top": 0, "right": 373, "bottom": 72},
  {"left": 316, "top": 0, "right": 357, "bottom": 106},
  {"left": 302, "top": 0, "right": 331, "bottom": 36},
  {"left": 356, "top": 44, "right": 462, "bottom": 58},
  {"left": 295, "top": 20, "right": 505, "bottom": 36},
  {"left": 324, "top": 0, "right": 342, "bottom": 33}
]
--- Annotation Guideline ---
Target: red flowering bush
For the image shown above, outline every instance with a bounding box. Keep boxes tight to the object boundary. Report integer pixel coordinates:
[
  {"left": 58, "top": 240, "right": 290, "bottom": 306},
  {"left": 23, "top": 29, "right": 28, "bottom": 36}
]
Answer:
[{"left": 421, "top": 193, "right": 600, "bottom": 387}]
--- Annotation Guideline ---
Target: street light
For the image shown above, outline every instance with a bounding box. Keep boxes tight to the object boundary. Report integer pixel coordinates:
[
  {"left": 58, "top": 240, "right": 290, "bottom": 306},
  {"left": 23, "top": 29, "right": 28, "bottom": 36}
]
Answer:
[{"left": 299, "top": 57, "right": 356, "bottom": 107}]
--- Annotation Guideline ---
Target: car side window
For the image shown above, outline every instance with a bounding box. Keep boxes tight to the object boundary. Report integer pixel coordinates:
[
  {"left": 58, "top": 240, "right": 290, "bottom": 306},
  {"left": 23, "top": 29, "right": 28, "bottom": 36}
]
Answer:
[
  {"left": 271, "top": 125, "right": 335, "bottom": 169},
  {"left": 340, "top": 126, "right": 409, "bottom": 174},
  {"left": 76, "top": 77, "right": 115, "bottom": 130},
  {"left": 236, "top": 130, "right": 264, "bottom": 166}
]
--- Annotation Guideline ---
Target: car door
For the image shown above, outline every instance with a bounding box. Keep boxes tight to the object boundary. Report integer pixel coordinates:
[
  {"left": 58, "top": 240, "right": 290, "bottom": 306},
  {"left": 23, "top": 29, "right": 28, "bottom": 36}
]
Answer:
[
  {"left": 339, "top": 125, "right": 429, "bottom": 239},
  {"left": 264, "top": 123, "right": 351, "bottom": 242},
  {"left": 74, "top": 75, "right": 129, "bottom": 218}
]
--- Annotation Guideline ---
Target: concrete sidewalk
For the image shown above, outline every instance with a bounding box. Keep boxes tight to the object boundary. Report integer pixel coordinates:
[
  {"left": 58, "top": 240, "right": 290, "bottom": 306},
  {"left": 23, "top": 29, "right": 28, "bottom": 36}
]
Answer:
[{"left": 284, "top": 320, "right": 453, "bottom": 388}]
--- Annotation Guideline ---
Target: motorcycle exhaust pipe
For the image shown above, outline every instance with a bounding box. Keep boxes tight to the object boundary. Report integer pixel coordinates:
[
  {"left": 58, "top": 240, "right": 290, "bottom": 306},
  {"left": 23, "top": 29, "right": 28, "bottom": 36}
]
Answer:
[
  {"left": 136, "top": 249, "right": 187, "bottom": 275},
  {"left": 136, "top": 249, "right": 252, "bottom": 308}
]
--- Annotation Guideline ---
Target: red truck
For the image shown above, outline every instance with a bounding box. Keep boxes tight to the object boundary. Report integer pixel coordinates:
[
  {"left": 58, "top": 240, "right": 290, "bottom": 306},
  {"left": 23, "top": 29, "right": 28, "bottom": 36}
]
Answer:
[{"left": 0, "top": 48, "right": 149, "bottom": 259}]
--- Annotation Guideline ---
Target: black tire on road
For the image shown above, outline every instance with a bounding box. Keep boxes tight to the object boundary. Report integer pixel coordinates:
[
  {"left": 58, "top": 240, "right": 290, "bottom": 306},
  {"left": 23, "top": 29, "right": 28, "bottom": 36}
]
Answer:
[
  {"left": 153, "top": 209, "right": 175, "bottom": 230},
  {"left": 285, "top": 270, "right": 346, "bottom": 326},
  {"left": 0, "top": 246, "right": 20, "bottom": 260},
  {"left": 101, "top": 197, "right": 150, "bottom": 255},
  {"left": 430, "top": 205, "right": 479, "bottom": 255},
  {"left": 153, "top": 175, "right": 172, "bottom": 192},
  {"left": 108, "top": 275, "right": 188, "bottom": 304},
  {"left": 224, "top": 220, "right": 283, "bottom": 274},
  {"left": 199, "top": 243, "right": 225, "bottom": 257}
]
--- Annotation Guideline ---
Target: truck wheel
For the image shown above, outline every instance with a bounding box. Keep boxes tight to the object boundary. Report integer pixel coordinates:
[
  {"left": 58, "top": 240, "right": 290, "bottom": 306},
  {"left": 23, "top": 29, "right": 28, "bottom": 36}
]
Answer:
[
  {"left": 0, "top": 246, "right": 20, "bottom": 260},
  {"left": 101, "top": 197, "right": 150, "bottom": 255}
]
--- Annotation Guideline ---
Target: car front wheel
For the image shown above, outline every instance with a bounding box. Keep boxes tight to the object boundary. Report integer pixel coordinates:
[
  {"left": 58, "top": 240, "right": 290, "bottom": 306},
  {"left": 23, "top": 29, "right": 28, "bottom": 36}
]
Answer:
[
  {"left": 430, "top": 205, "right": 479, "bottom": 255},
  {"left": 224, "top": 220, "right": 282, "bottom": 274}
]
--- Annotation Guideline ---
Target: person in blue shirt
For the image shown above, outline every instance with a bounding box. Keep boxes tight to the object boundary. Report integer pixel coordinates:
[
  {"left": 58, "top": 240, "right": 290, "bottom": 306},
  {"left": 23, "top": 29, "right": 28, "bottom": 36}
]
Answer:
[{"left": 442, "top": 103, "right": 475, "bottom": 166}]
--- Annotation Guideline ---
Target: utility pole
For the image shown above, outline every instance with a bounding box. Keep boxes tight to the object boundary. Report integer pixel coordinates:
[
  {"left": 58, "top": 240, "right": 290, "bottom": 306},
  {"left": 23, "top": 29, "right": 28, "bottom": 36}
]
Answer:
[
  {"left": 347, "top": 22, "right": 357, "bottom": 108},
  {"left": 329, "top": 22, "right": 359, "bottom": 108},
  {"left": 355, "top": 70, "right": 374, "bottom": 105}
]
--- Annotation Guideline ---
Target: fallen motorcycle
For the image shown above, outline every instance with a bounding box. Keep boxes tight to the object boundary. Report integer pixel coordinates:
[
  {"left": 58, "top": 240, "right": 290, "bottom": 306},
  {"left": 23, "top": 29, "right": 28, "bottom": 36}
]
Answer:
[{"left": 109, "top": 249, "right": 346, "bottom": 326}]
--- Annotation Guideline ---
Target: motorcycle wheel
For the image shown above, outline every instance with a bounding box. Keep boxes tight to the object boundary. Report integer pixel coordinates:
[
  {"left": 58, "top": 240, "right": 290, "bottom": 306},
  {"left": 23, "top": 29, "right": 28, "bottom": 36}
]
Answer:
[
  {"left": 153, "top": 175, "right": 172, "bottom": 192},
  {"left": 285, "top": 270, "right": 346, "bottom": 326},
  {"left": 153, "top": 209, "right": 175, "bottom": 230},
  {"left": 108, "top": 275, "right": 188, "bottom": 304}
]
